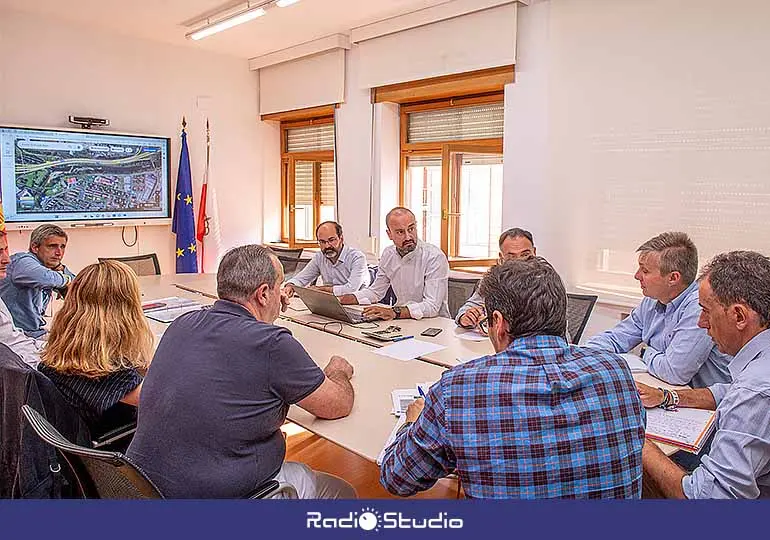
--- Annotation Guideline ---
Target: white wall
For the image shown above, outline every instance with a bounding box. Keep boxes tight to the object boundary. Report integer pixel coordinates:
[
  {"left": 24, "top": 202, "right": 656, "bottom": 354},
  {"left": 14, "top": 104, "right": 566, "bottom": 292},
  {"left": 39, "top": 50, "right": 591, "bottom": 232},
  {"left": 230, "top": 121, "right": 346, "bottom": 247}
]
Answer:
[
  {"left": 0, "top": 9, "right": 263, "bottom": 274},
  {"left": 334, "top": 46, "right": 374, "bottom": 254}
]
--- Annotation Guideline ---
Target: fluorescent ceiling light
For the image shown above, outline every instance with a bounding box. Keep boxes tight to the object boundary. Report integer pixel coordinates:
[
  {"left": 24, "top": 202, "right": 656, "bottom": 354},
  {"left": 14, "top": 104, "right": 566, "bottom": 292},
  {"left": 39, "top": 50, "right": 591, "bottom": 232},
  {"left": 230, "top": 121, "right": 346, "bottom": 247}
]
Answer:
[
  {"left": 276, "top": 0, "right": 301, "bottom": 6},
  {"left": 187, "top": 6, "right": 266, "bottom": 41}
]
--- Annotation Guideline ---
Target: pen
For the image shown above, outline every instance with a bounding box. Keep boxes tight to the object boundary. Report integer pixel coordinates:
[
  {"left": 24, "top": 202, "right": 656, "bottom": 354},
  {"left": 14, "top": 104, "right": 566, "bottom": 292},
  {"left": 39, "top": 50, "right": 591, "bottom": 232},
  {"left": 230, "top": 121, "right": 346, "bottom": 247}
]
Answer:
[
  {"left": 418, "top": 386, "right": 426, "bottom": 398},
  {"left": 392, "top": 335, "right": 414, "bottom": 342}
]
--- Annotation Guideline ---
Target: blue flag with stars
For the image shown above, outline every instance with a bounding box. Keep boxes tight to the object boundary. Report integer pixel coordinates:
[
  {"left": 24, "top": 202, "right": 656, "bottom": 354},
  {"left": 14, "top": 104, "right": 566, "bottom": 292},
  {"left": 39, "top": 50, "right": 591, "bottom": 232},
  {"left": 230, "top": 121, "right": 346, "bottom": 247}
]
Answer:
[{"left": 172, "top": 128, "right": 198, "bottom": 273}]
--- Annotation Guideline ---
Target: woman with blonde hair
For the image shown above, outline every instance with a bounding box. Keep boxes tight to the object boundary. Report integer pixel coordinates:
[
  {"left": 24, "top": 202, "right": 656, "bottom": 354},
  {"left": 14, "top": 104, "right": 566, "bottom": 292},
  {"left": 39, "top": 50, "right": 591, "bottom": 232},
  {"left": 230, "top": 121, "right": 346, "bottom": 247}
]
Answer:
[{"left": 39, "top": 260, "right": 153, "bottom": 436}]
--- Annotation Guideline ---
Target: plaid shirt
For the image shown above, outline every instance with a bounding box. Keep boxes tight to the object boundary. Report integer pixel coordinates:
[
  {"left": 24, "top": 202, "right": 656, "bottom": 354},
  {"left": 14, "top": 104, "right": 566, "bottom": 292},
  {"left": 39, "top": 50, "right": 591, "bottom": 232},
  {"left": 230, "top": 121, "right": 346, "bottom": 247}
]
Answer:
[{"left": 380, "top": 335, "right": 646, "bottom": 498}]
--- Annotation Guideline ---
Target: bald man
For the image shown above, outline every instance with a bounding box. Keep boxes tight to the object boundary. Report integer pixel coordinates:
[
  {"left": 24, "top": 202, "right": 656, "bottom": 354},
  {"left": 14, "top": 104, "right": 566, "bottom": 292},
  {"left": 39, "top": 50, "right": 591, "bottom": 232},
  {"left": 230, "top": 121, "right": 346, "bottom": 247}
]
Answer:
[{"left": 339, "top": 207, "right": 449, "bottom": 321}]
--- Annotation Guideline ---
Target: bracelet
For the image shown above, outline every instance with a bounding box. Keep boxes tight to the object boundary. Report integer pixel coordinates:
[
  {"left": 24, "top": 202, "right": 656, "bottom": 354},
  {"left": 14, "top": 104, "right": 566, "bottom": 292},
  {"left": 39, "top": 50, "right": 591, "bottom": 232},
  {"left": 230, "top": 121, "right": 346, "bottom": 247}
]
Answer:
[{"left": 657, "top": 387, "right": 679, "bottom": 411}]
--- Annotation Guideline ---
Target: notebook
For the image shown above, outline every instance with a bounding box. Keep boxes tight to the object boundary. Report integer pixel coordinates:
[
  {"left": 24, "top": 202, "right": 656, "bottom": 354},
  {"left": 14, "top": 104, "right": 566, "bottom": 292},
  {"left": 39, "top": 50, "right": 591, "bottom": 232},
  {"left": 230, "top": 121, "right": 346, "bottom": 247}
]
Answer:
[
  {"left": 645, "top": 407, "right": 717, "bottom": 454},
  {"left": 377, "top": 383, "right": 434, "bottom": 465}
]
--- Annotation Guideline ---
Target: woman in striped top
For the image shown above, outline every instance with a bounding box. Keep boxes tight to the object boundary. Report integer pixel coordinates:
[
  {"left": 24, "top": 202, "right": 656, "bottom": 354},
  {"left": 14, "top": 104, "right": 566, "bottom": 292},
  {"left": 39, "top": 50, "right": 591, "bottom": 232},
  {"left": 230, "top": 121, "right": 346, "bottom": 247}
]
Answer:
[{"left": 38, "top": 260, "right": 153, "bottom": 438}]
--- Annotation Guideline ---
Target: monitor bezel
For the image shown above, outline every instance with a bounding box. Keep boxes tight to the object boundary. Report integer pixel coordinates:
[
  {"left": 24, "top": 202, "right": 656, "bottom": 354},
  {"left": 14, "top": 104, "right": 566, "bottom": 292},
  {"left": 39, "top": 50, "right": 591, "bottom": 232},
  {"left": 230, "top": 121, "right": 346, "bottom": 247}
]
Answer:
[{"left": 0, "top": 123, "right": 173, "bottom": 229}]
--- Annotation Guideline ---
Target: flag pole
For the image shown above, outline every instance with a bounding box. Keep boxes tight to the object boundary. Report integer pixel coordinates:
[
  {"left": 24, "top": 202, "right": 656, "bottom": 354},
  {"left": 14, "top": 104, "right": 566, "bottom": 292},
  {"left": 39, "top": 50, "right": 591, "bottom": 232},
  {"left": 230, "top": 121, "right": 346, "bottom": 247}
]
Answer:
[{"left": 196, "top": 118, "right": 210, "bottom": 272}]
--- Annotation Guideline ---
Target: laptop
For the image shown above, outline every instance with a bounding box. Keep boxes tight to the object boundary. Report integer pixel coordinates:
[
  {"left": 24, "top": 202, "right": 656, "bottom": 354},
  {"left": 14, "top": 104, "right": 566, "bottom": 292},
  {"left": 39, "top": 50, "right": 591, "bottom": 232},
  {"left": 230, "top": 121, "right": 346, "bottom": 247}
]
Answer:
[{"left": 292, "top": 286, "right": 367, "bottom": 324}]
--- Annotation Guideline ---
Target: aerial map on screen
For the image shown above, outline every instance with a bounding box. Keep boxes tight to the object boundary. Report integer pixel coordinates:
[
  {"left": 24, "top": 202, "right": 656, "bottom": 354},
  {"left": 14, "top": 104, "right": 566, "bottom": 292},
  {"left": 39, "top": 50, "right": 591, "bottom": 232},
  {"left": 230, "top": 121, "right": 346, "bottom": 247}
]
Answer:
[
  {"left": 0, "top": 127, "right": 170, "bottom": 224},
  {"left": 15, "top": 140, "right": 163, "bottom": 214}
]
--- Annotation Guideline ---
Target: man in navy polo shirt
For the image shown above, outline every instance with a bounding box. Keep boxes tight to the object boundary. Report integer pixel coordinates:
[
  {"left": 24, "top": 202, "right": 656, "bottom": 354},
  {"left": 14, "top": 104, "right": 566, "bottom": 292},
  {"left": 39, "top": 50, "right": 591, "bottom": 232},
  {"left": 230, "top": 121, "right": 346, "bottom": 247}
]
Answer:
[{"left": 128, "top": 245, "right": 356, "bottom": 498}]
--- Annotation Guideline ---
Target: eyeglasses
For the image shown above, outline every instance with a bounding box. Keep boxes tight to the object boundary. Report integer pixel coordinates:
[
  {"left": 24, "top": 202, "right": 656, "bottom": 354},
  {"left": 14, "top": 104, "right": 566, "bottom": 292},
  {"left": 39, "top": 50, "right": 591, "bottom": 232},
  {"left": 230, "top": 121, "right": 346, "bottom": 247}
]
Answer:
[{"left": 317, "top": 237, "right": 339, "bottom": 246}]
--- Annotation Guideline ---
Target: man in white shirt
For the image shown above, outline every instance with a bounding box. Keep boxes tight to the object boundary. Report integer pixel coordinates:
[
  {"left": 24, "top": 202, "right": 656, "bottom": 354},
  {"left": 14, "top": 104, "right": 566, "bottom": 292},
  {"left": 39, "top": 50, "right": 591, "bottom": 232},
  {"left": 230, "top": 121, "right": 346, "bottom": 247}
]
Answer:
[
  {"left": 339, "top": 207, "right": 449, "bottom": 321},
  {"left": 0, "top": 232, "right": 44, "bottom": 367},
  {"left": 283, "top": 221, "right": 370, "bottom": 297}
]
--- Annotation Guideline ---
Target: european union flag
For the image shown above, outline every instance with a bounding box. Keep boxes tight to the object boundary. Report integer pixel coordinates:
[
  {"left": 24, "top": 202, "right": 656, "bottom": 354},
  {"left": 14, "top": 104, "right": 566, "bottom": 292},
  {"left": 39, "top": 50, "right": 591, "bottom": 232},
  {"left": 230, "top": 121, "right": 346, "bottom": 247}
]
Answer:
[{"left": 172, "top": 127, "right": 198, "bottom": 273}]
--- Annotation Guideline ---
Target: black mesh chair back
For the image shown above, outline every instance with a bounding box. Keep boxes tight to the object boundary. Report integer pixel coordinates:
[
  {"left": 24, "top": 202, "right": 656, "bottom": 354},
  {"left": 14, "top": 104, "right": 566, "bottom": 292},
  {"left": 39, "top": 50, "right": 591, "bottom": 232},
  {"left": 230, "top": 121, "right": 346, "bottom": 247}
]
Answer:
[
  {"left": 566, "top": 293, "right": 598, "bottom": 344},
  {"left": 21, "top": 405, "right": 298, "bottom": 499},
  {"left": 448, "top": 277, "right": 480, "bottom": 319},
  {"left": 98, "top": 254, "right": 161, "bottom": 276},
  {"left": 270, "top": 247, "right": 304, "bottom": 274},
  {"left": 21, "top": 404, "right": 161, "bottom": 499}
]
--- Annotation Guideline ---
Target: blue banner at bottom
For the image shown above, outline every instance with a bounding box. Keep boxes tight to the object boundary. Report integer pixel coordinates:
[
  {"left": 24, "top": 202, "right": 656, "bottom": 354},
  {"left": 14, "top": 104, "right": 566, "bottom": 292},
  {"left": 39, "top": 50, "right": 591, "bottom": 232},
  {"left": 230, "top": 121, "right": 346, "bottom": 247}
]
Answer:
[{"left": 0, "top": 499, "right": 765, "bottom": 539}]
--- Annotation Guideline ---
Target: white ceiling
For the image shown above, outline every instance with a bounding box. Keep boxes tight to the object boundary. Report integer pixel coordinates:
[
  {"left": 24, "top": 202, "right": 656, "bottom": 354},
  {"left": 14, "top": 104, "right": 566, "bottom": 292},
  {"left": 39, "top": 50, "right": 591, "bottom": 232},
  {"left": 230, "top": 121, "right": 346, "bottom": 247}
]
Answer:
[{"left": 0, "top": 0, "right": 453, "bottom": 59}]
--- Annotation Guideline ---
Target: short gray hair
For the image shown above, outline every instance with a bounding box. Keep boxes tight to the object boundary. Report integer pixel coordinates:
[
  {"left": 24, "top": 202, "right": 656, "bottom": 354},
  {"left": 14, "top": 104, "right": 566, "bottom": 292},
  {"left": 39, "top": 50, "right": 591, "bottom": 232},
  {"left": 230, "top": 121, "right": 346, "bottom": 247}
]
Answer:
[
  {"left": 217, "top": 245, "right": 278, "bottom": 303},
  {"left": 699, "top": 251, "right": 770, "bottom": 328},
  {"left": 30, "top": 224, "right": 67, "bottom": 249},
  {"left": 498, "top": 227, "right": 534, "bottom": 249},
  {"left": 637, "top": 231, "right": 698, "bottom": 285},
  {"left": 479, "top": 257, "right": 567, "bottom": 339}
]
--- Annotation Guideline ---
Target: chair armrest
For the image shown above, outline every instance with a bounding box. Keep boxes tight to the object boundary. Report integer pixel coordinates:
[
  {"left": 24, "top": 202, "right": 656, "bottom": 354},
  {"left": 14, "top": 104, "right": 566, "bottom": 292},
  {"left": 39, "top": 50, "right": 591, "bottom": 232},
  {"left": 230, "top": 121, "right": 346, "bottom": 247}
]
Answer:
[
  {"left": 246, "top": 480, "right": 298, "bottom": 499},
  {"left": 91, "top": 421, "right": 137, "bottom": 448}
]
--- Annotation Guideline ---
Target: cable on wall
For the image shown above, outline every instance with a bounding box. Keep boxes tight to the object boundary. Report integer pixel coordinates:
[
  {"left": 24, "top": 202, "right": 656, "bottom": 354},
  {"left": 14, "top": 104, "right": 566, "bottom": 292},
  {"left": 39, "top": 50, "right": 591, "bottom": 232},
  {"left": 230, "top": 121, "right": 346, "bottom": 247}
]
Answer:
[{"left": 121, "top": 226, "right": 138, "bottom": 247}]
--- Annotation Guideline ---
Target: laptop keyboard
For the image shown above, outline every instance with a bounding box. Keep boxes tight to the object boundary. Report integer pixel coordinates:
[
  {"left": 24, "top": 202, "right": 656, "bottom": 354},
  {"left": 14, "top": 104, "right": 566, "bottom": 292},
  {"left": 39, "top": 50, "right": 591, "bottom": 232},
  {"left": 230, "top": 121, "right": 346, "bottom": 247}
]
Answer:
[{"left": 343, "top": 307, "right": 366, "bottom": 324}]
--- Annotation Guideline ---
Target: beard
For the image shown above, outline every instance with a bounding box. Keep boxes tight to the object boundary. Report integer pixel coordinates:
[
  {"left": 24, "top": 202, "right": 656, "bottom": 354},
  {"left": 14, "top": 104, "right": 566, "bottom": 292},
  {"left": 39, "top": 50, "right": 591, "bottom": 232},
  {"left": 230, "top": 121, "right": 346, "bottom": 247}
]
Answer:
[
  {"left": 397, "top": 240, "right": 417, "bottom": 256},
  {"left": 323, "top": 247, "right": 339, "bottom": 259}
]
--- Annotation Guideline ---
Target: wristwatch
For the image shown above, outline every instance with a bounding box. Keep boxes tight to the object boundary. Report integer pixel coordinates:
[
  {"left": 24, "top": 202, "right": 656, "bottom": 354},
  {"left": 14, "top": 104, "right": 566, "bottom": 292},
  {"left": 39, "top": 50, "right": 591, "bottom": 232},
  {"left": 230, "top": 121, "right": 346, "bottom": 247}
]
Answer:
[
  {"left": 392, "top": 306, "right": 402, "bottom": 319},
  {"left": 397, "top": 420, "right": 413, "bottom": 435}
]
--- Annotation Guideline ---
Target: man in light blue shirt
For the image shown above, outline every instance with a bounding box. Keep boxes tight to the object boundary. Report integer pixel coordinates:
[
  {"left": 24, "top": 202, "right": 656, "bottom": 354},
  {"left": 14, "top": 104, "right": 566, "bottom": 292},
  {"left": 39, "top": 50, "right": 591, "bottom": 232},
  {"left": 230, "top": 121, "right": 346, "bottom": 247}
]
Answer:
[
  {"left": 283, "top": 221, "right": 370, "bottom": 297},
  {"left": 455, "top": 227, "right": 537, "bottom": 330},
  {"left": 586, "top": 231, "right": 730, "bottom": 388},
  {"left": 639, "top": 250, "right": 770, "bottom": 499},
  {"left": 0, "top": 224, "right": 75, "bottom": 338}
]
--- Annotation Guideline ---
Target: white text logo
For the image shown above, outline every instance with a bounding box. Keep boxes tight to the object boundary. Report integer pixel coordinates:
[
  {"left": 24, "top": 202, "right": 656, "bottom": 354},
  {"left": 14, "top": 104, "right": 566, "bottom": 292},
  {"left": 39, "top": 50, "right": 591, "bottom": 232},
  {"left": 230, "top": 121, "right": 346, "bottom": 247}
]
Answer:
[{"left": 306, "top": 507, "right": 464, "bottom": 531}]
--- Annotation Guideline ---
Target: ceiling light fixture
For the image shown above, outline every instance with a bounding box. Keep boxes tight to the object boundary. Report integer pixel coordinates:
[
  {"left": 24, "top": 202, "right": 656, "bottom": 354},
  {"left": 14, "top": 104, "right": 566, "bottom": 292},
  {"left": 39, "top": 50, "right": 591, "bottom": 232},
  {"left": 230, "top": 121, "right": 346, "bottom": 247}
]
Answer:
[
  {"left": 186, "top": 2, "right": 269, "bottom": 41},
  {"left": 276, "top": 0, "right": 301, "bottom": 6}
]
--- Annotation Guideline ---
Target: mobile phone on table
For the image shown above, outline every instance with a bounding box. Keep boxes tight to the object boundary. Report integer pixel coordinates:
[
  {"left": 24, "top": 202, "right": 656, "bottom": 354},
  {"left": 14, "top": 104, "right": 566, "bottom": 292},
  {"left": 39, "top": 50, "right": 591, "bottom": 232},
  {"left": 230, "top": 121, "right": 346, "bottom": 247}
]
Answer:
[{"left": 420, "top": 327, "right": 442, "bottom": 337}]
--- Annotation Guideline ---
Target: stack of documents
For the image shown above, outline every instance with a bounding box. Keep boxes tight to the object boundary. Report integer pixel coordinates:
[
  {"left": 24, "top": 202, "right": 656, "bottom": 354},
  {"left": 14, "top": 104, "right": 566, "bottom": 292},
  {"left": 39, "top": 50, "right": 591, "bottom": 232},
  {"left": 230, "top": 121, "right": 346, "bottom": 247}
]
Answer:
[
  {"left": 619, "top": 353, "right": 648, "bottom": 373},
  {"left": 142, "top": 297, "right": 204, "bottom": 323},
  {"left": 645, "top": 407, "right": 717, "bottom": 454}
]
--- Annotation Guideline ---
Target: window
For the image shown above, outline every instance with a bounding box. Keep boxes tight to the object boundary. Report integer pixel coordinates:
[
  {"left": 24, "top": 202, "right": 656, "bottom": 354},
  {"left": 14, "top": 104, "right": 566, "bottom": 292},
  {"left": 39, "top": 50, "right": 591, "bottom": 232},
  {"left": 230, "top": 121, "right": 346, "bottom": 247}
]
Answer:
[
  {"left": 280, "top": 119, "right": 336, "bottom": 246},
  {"left": 400, "top": 95, "right": 504, "bottom": 265}
]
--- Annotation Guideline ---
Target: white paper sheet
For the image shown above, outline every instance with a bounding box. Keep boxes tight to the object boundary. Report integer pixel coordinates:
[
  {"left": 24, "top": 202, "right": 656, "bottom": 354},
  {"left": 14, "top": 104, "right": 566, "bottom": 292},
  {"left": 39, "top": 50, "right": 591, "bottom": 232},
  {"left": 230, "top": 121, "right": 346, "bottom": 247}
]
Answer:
[
  {"left": 373, "top": 339, "right": 447, "bottom": 361},
  {"left": 143, "top": 296, "right": 204, "bottom": 323},
  {"left": 619, "top": 353, "right": 648, "bottom": 373},
  {"left": 390, "top": 382, "right": 435, "bottom": 414},
  {"left": 454, "top": 327, "right": 488, "bottom": 342},
  {"left": 391, "top": 389, "right": 421, "bottom": 415},
  {"left": 376, "top": 414, "right": 406, "bottom": 466}
]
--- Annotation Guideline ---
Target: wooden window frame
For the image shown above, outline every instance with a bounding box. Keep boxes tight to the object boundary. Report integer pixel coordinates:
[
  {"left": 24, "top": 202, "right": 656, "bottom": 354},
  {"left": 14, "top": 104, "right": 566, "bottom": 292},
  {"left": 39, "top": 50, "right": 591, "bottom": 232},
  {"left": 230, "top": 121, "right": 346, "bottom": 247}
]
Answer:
[
  {"left": 399, "top": 93, "right": 504, "bottom": 268},
  {"left": 280, "top": 116, "right": 335, "bottom": 247}
]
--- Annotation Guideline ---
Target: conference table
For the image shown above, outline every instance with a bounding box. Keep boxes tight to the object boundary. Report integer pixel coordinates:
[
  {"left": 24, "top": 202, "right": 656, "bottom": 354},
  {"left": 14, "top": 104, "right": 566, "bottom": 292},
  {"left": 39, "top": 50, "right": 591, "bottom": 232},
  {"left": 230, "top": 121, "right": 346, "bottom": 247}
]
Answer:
[{"left": 138, "top": 274, "right": 681, "bottom": 462}]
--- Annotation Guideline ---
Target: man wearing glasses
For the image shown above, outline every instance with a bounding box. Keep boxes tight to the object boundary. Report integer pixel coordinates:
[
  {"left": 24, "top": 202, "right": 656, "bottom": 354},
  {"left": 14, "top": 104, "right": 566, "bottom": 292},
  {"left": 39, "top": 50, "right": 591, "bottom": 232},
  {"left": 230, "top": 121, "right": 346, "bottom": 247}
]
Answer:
[
  {"left": 456, "top": 228, "right": 536, "bottom": 333},
  {"left": 283, "top": 221, "right": 370, "bottom": 297}
]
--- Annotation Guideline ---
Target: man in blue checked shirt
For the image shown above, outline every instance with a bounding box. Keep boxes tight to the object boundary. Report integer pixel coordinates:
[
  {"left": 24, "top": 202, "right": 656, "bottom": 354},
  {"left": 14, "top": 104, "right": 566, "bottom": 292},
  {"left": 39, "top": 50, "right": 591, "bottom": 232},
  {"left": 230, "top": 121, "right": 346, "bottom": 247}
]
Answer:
[
  {"left": 586, "top": 231, "right": 731, "bottom": 388},
  {"left": 380, "top": 257, "right": 646, "bottom": 499},
  {"left": 640, "top": 251, "right": 770, "bottom": 499}
]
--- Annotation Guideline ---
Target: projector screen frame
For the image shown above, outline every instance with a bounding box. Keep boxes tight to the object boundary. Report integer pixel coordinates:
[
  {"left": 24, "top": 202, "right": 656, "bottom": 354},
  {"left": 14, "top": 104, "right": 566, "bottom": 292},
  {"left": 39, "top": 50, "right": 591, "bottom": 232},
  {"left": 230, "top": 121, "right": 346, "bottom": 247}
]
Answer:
[{"left": 0, "top": 123, "right": 173, "bottom": 229}]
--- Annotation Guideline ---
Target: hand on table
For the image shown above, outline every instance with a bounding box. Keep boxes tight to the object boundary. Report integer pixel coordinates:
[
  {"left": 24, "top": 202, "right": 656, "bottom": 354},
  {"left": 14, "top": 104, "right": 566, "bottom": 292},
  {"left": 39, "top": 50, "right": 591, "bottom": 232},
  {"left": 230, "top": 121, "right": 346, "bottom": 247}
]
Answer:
[
  {"left": 363, "top": 305, "right": 396, "bottom": 321},
  {"left": 636, "top": 381, "right": 665, "bottom": 408}
]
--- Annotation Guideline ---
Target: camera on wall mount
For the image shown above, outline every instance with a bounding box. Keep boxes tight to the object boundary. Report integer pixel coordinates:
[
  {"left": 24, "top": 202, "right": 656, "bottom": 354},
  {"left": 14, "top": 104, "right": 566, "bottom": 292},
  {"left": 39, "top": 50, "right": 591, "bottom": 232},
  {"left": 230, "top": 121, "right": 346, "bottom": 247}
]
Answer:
[{"left": 68, "top": 115, "right": 110, "bottom": 129}]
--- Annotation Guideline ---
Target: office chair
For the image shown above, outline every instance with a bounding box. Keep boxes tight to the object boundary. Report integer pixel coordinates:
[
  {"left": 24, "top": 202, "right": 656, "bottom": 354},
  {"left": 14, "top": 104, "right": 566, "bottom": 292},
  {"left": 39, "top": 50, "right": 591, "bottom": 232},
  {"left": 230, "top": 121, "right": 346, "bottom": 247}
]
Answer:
[
  {"left": 367, "top": 265, "right": 397, "bottom": 306},
  {"left": 565, "top": 293, "right": 598, "bottom": 344},
  {"left": 98, "top": 254, "right": 161, "bottom": 276},
  {"left": 21, "top": 405, "right": 297, "bottom": 499},
  {"left": 448, "top": 277, "right": 480, "bottom": 319},
  {"left": 269, "top": 247, "right": 304, "bottom": 274}
]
